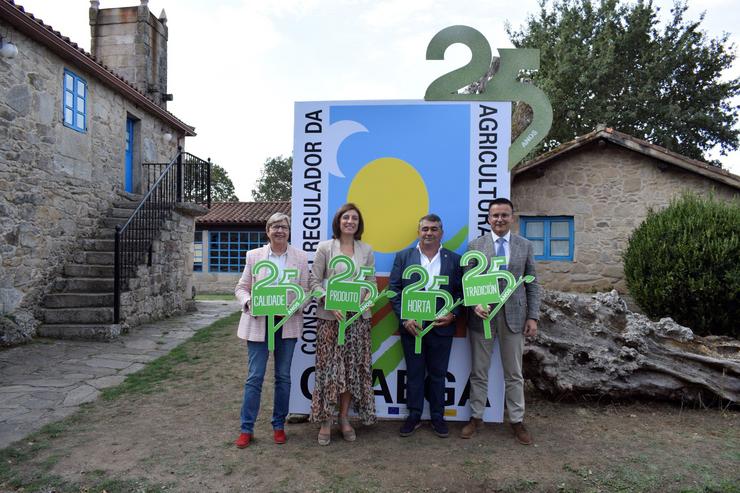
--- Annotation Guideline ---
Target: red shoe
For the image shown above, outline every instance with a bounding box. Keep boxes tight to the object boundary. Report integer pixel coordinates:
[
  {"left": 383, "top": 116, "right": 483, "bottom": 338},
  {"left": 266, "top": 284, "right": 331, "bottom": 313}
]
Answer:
[
  {"left": 235, "top": 432, "right": 252, "bottom": 448},
  {"left": 274, "top": 429, "right": 287, "bottom": 444}
]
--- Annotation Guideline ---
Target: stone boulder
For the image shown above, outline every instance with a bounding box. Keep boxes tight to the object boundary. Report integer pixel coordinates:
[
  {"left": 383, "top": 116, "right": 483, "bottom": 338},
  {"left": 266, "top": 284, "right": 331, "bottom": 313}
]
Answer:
[
  {"left": 524, "top": 290, "right": 740, "bottom": 403},
  {"left": 0, "top": 312, "right": 34, "bottom": 347}
]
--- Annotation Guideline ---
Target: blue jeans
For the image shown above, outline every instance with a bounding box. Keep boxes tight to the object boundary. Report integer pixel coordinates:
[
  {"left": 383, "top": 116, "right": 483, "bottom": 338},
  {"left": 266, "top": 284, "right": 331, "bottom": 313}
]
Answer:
[{"left": 239, "top": 327, "right": 297, "bottom": 434}]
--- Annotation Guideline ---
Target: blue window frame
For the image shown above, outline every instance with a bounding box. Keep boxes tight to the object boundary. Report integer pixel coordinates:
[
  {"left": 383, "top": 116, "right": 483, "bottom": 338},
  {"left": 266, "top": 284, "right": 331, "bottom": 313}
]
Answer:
[
  {"left": 193, "top": 231, "right": 203, "bottom": 272},
  {"left": 63, "top": 69, "right": 87, "bottom": 132},
  {"left": 208, "top": 230, "right": 268, "bottom": 273},
  {"left": 520, "top": 216, "right": 574, "bottom": 261}
]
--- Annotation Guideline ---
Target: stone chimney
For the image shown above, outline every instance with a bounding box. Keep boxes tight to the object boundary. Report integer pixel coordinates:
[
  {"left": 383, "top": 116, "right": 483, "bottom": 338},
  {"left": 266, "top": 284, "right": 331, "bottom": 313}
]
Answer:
[{"left": 89, "top": 0, "right": 172, "bottom": 108}]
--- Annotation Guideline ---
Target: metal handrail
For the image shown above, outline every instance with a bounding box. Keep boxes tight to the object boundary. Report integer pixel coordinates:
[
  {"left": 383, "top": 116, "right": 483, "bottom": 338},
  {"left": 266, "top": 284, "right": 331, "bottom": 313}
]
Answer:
[{"left": 114, "top": 148, "right": 211, "bottom": 323}]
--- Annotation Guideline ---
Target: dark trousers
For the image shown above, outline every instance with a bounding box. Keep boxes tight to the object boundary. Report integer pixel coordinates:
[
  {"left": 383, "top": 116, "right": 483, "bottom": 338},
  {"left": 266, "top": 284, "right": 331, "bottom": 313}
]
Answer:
[{"left": 400, "top": 330, "right": 453, "bottom": 420}]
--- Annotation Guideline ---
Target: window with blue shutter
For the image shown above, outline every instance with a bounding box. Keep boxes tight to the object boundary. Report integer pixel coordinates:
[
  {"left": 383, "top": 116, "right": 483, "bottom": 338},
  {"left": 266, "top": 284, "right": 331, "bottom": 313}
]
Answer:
[
  {"left": 520, "top": 216, "right": 574, "bottom": 261},
  {"left": 63, "top": 69, "right": 87, "bottom": 133}
]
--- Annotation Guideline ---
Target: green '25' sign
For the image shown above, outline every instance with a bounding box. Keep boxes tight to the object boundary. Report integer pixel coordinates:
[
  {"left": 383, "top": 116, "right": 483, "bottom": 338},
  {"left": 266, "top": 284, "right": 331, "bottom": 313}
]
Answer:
[
  {"left": 251, "top": 260, "right": 314, "bottom": 351},
  {"left": 425, "top": 25, "right": 552, "bottom": 168}
]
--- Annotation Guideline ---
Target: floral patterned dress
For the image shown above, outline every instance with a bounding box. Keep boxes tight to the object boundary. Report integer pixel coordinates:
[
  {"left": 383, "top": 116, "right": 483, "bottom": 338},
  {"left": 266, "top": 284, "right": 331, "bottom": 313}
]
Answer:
[{"left": 309, "top": 317, "right": 376, "bottom": 425}]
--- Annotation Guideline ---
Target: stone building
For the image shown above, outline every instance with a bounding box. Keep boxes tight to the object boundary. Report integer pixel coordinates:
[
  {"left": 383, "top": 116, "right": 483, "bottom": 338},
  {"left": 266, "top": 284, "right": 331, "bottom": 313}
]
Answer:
[
  {"left": 193, "top": 202, "right": 290, "bottom": 294},
  {"left": 1, "top": 0, "right": 207, "bottom": 346},
  {"left": 511, "top": 127, "right": 740, "bottom": 292}
]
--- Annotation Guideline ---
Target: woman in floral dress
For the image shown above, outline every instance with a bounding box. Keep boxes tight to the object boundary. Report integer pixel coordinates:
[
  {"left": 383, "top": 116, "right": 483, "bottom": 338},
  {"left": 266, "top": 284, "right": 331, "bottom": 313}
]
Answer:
[{"left": 309, "top": 203, "right": 377, "bottom": 445}]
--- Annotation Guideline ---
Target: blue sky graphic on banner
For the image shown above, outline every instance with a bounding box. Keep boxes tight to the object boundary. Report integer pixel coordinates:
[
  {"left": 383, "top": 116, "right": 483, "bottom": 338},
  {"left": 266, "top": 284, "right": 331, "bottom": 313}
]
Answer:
[{"left": 328, "top": 103, "right": 470, "bottom": 273}]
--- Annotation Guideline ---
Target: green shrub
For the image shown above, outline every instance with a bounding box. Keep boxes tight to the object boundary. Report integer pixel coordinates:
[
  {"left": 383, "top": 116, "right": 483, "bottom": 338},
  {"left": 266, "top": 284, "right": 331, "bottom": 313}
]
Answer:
[{"left": 623, "top": 193, "right": 739, "bottom": 337}]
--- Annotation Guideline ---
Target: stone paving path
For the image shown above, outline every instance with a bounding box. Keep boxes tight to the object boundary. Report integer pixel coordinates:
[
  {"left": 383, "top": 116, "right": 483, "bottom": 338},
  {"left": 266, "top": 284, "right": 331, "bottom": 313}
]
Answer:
[{"left": 0, "top": 300, "right": 240, "bottom": 449}]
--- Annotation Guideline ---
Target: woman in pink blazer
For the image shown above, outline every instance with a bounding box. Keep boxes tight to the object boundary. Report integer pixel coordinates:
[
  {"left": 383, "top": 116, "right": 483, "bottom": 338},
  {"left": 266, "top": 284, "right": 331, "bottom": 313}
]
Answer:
[{"left": 233, "top": 213, "right": 309, "bottom": 448}]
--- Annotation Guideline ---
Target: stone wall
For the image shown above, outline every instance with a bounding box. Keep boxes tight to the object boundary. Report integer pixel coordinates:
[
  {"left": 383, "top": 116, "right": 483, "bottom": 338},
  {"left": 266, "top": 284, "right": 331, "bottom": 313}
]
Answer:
[
  {"left": 0, "top": 20, "right": 182, "bottom": 343},
  {"left": 512, "top": 142, "right": 739, "bottom": 292},
  {"left": 193, "top": 272, "right": 241, "bottom": 295},
  {"left": 120, "top": 204, "right": 205, "bottom": 327},
  {"left": 90, "top": 4, "right": 169, "bottom": 107}
]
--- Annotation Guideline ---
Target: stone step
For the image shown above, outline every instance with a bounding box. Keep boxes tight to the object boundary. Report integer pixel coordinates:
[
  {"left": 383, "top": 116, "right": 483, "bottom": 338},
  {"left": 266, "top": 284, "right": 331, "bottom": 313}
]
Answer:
[
  {"left": 43, "top": 292, "right": 114, "bottom": 308},
  {"left": 42, "top": 307, "right": 114, "bottom": 324},
  {"left": 112, "top": 199, "right": 143, "bottom": 210},
  {"left": 37, "top": 323, "right": 122, "bottom": 341},
  {"left": 80, "top": 238, "right": 151, "bottom": 250},
  {"left": 53, "top": 277, "right": 114, "bottom": 293},
  {"left": 64, "top": 264, "right": 115, "bottom": 278},
  {"left": 100, "top": 217, "right": 125, "bottom": 229},
  {"left": 109, "top": 207, "right": 135, "bottom": 219},
  {"left": 73, "top": 251, "right": 114, "bottom": 265},
  {"left": 81, "top": 238, "right": 115, "bottom": 251}
]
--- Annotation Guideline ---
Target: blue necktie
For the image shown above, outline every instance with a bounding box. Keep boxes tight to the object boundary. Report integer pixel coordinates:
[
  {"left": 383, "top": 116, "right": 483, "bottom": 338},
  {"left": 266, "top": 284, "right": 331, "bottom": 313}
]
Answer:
[{"left": 496, "top": 237, "right": 507, "bottom": 271}]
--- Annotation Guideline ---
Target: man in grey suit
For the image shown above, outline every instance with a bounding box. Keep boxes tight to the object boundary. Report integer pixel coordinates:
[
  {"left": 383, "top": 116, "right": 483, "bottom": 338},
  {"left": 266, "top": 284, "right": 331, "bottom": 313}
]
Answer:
[{"left": 460, "top": 198, "right": 541, "bottom": 445}]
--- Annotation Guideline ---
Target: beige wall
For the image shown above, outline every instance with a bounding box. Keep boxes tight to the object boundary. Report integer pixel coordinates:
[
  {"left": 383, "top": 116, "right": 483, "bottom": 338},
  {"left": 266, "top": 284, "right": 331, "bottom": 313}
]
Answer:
[
  {"left": 193, "top": 272, "right": 240, "bottom": 295},
  {"left": 512, "top": 142, "right": 738, "bottom": 292}
]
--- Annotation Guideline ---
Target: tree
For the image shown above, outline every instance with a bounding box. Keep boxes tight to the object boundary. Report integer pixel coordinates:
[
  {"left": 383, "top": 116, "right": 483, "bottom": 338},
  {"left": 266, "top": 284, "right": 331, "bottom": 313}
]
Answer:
[
  {"left": 251, "top": 156, "right": 292, "bottom": 201},
  {"left": 211, "top": 163, "right": 239, "bottom": 202},
  {"left": 506, "top": 0, "right": 740, "bottom": 163}
]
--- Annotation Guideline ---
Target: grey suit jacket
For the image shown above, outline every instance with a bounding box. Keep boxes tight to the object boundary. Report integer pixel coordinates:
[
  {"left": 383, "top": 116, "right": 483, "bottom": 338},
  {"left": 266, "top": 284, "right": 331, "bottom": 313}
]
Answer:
[{"left": 465, "top": 232, "right": 541, "bottom": 333}]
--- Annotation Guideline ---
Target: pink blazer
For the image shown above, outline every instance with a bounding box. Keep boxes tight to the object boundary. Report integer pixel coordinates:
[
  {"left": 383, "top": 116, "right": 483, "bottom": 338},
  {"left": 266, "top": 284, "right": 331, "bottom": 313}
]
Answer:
[{"left": 234, "top": 244, "right": 309, "bottom": 342}]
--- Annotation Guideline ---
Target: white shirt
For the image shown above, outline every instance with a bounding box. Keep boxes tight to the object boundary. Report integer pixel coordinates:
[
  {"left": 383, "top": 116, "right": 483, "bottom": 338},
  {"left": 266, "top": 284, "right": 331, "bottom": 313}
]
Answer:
[
  {"left": 416, "top": 243, "right": 441, "bottom": 290},
  {"left": 491, "top": 231, "right": 511, "bottom": 266},
  {"left": 267, "top": 245, "right": 288, "bottom": 284}
]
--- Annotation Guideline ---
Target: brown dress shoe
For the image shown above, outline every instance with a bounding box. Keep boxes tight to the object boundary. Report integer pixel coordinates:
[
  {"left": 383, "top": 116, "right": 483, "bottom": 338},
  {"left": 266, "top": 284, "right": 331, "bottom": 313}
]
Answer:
[
  {"left": 460, "top": 417, "right": 483, "bottom": 439},
  {"left": 511, "top": 422, "right": 532, "bottom": 445}
]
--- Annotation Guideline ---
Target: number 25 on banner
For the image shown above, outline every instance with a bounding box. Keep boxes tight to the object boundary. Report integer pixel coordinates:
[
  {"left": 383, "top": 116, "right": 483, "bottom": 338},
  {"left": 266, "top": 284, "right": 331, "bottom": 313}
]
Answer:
[{"left": 424, "top": 25, "right": 553, "bottom": 169}]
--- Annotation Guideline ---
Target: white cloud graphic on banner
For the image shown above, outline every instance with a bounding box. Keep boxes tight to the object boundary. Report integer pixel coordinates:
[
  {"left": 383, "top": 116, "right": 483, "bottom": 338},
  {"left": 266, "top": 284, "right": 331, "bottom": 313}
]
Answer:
[{"left": 325, "top": 120, "right": 368, "bottom": 178}]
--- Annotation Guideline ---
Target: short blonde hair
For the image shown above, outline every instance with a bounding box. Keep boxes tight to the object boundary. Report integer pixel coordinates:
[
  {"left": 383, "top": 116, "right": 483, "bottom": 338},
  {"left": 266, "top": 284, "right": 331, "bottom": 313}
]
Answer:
[{"left": 265, "top": 212, "right": 290, "bottom": 233}]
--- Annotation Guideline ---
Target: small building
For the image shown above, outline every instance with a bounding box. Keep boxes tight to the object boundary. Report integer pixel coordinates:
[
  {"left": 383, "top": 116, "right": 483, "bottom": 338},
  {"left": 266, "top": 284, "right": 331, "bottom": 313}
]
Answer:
[
  {"left": 193, "top": 202, "right": 290, "bottom": 294},
  {"left": 1, "top": 0, "right": 207, "bottom": 345},
  {"left": 512, "top": 127, "right": 740, "bottom": 292}
]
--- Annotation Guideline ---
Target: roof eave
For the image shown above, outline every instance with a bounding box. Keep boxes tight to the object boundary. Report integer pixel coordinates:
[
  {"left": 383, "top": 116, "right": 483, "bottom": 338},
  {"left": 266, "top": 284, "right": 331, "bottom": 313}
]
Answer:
[
  {"left": 514, "top": 129, "right": 740, "bottom": 190},
  {"left": 1, "top": 2, "right": 196, "bottom": 136}
]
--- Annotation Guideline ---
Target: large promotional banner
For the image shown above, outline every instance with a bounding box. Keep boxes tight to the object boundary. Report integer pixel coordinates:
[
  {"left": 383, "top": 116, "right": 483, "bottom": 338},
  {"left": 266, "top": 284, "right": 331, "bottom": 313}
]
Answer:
[{"left": 290, "top": 100, "right": 511, "bottom": 421}]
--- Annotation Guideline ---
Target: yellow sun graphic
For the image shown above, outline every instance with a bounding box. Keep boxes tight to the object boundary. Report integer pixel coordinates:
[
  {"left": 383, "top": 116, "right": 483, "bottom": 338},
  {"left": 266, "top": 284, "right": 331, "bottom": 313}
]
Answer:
[{"left": 347, "top": 157, "right": 429, "bottom": 253}]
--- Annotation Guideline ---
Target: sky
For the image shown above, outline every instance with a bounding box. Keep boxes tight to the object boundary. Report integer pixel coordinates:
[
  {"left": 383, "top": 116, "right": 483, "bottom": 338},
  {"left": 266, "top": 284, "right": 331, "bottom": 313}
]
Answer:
[{"left": 15, "top": 0, "right": 740, "bottom": 200}]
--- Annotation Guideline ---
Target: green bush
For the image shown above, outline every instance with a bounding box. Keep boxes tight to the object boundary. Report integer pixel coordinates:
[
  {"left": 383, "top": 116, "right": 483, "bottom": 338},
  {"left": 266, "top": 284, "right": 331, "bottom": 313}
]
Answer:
[{"left": 623, "top": 193, "right": 739, "bottom": 338}]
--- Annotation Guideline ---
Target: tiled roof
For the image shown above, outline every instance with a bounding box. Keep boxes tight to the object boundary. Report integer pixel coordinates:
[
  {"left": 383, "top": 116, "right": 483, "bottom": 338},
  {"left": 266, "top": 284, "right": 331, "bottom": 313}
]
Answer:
[
  {"left": 197, "top": 202, "right": 291, "bottom": 226},
  {"left": 0, "top": 0, "right": 195, "bottom": 136},
  {"left": 514, "top": 126, "right": 740, "bottom": 190}
]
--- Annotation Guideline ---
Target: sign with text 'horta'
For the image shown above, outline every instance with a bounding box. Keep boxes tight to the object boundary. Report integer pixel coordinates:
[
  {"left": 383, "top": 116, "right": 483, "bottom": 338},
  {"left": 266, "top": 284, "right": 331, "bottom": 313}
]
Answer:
[{"left": 401, "top": 265, "right": 462, "bottom": 354}]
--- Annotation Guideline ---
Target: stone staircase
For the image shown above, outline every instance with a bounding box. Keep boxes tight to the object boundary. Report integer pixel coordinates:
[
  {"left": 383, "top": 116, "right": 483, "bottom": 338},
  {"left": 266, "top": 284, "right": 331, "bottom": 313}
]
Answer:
[{"left": 37, "top": 194, "right": 142, "bottom": 340}]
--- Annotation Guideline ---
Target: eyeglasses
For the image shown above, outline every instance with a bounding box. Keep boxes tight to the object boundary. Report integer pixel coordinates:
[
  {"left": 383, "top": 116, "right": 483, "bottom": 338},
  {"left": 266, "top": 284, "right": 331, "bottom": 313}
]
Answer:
[
  {"left": 489, "top": 213, "right": 511, "bottom": 220},
  {"left": 269, "top": 225, "right": 289, "bottom": 231}
]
